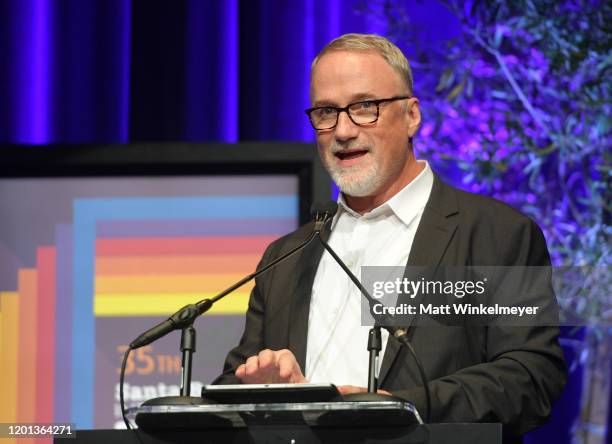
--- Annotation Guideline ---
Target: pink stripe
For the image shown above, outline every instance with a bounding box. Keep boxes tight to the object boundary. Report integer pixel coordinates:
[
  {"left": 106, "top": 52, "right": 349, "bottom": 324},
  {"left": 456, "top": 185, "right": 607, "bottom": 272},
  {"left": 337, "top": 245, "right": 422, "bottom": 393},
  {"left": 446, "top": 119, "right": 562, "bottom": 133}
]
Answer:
[
  {"left": 35, "top": 247, "right": 55, "bottom": 423},
  {"left": 96, "top": 236, "right": 276, "bottom": 256}
]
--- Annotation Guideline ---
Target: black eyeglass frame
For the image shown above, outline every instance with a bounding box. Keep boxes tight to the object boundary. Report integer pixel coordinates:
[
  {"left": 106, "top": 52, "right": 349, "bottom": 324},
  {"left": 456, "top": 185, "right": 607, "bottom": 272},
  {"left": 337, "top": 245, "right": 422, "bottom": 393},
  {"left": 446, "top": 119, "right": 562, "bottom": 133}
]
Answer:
[{"left": 304, "top": 95, "right": 411, "bottom": 130}]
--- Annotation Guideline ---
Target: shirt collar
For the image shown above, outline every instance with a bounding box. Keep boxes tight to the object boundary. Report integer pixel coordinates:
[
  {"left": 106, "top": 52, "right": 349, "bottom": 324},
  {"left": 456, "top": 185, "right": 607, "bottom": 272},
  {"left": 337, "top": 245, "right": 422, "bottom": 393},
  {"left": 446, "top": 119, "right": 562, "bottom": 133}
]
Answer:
[{"left": 334, "top": 160, "right": 433, "bottom": 228}]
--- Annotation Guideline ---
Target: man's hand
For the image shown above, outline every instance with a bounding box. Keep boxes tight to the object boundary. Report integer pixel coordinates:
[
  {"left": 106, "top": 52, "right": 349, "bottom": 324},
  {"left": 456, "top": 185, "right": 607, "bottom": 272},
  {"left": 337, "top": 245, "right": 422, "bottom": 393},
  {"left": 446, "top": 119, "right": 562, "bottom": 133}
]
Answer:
[
  {"left": 235, "top": 349, "right": 307, "bottom": 384},
  {"left": 337, "top": 385, "right": 392, "bottom": 396}
]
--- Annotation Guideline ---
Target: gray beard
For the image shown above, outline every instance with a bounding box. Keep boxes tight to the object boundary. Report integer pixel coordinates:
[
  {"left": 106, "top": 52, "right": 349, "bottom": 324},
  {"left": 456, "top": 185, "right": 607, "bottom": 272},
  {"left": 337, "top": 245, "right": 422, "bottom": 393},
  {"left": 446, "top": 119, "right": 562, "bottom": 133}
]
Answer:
[{"left": 328, "top": 162, "right": 382, "bottom": 197}]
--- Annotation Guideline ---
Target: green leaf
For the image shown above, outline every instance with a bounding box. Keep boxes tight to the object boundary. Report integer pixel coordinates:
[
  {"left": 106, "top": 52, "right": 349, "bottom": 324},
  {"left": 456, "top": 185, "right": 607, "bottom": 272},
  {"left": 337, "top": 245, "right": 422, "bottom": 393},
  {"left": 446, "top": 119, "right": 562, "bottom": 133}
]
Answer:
[
  {"left": 446, "top": 81, "right": 465, "bottom": 101},
  {"left": 494, "top": 162, "right": 508, "bottom": 172},
  {"left": 436, "top": 68, "right": 455, "bottom": 93}
]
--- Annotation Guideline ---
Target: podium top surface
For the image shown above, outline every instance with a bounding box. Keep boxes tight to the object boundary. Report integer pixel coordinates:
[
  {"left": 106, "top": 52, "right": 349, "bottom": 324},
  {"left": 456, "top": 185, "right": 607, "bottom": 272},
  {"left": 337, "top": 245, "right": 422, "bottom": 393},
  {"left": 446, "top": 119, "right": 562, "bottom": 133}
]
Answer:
[{"left": 128, "top": 400, "right": 423, "bottom": 430}]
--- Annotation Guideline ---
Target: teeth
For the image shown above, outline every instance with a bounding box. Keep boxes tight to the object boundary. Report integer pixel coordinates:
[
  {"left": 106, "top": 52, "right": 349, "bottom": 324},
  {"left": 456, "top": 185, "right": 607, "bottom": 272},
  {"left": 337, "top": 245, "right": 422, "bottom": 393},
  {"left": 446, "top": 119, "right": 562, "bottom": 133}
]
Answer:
[{"left": 337, "top": 151, "right": 366, "bottom": 160}]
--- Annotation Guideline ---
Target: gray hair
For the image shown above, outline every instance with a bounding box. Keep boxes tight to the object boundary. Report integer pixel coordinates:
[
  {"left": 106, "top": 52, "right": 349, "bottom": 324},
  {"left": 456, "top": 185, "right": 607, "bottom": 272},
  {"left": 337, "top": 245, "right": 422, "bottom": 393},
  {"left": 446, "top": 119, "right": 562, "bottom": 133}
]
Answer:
[{"left": 311, "top": 33, "right": 414, "bottom": 95}]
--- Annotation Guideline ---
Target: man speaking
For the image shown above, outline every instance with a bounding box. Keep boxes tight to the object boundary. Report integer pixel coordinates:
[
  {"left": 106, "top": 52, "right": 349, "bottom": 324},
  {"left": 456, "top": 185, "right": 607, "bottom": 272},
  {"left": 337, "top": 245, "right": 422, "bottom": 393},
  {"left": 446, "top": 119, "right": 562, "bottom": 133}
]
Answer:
[{"left": 214, "top": 34, "right": 566, "bottom": 440}]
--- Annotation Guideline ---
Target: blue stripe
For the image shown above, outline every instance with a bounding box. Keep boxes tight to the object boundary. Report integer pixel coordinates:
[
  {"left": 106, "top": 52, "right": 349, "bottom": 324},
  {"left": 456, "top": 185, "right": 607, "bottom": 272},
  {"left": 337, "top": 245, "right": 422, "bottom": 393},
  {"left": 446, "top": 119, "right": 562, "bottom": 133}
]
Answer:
[
  {"left": 74, "top": 195, "right": 296, "bottom": 220},
  {"left": 71, "top": 195, "right": 297, "bottom": 427}
]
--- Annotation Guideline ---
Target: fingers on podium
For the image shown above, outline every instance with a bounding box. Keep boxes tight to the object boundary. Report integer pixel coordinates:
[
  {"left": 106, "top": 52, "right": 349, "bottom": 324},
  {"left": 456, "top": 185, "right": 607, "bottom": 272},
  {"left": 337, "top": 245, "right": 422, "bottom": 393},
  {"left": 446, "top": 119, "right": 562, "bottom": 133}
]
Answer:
[
  {"left": 257, "top": 349, "right": 276, "bottom": 369},
  {"left": 244, "top": 355, "right": 261, "bottom": 376},
  {"left": 277, "top": 351, "right": 297, "bottom": 379}
]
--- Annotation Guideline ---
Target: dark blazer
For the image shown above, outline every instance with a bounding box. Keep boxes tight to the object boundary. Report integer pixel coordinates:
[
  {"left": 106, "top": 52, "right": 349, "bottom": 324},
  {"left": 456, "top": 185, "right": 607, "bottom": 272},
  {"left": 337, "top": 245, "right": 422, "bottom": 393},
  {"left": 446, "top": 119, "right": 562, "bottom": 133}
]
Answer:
[{"left": 215, "top": 175, "right": 567, "bottom": 438}]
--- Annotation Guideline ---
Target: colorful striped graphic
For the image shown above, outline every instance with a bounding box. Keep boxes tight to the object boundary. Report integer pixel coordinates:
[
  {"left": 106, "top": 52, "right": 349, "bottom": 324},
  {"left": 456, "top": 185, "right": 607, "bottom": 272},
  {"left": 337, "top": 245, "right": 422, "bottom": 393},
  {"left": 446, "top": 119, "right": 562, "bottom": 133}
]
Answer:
[
  {"left": 93, "top": 234, "right": 275, "bottom": 316},
  {"left": 0, "top": 191, "right": 298, "bottom": 430}
]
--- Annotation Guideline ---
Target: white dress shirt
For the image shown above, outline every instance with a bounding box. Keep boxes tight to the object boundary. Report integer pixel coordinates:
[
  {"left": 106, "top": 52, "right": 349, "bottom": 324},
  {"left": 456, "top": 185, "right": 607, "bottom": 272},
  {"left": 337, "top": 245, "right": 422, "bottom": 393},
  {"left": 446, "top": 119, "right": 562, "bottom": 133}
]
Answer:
[{"left": 305, "top": 161, "right": 434, "bottom": 386}]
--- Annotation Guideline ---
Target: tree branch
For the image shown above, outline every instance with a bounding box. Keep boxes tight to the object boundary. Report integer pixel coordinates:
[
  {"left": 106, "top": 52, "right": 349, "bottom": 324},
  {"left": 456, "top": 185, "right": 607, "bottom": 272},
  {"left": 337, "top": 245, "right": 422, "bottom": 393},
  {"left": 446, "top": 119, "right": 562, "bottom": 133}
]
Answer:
[{"left": 467, "top": 29, "right": 555, "bottom": 142}]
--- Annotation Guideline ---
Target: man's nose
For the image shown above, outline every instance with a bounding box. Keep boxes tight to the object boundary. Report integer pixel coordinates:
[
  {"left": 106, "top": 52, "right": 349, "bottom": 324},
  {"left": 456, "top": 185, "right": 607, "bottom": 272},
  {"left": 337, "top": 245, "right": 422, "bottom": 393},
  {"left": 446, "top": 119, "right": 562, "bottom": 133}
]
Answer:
[{"left": 334, "top": 110, "right": 359, "bottom": 141}]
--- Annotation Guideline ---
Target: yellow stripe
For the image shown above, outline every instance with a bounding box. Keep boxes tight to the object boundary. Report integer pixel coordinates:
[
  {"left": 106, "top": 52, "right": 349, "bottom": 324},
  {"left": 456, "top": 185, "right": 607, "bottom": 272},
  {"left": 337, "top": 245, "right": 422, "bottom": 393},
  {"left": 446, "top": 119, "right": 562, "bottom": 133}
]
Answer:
[
  {"left": 0, "top": 310, "right": 3, "bottom": 418},
  {"left": 95, "top": 274, "right": 254, "bottom": 293},
  {"left": 94, "top": 292, "right": 250, "bottom": 316},
  {"left": 0, "top": 292, "right": 19, "bottom": 423}
]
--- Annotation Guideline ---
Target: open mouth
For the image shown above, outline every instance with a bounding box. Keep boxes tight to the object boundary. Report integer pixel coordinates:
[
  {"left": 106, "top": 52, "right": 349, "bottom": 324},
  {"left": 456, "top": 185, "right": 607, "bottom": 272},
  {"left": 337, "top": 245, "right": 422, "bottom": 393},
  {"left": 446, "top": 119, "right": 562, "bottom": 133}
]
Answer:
[{"left": 335, "top": 150, "right": 368, "bottom": 161}]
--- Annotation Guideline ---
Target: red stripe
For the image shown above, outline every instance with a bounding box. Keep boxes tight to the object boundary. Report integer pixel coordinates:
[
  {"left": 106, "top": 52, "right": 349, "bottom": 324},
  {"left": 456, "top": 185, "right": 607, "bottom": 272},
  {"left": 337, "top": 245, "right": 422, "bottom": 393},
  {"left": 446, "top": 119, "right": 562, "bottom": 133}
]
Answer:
[
  {"left": 35, "top": 247, "right": 55, "bottom": 424},
  {"left": 95, "top": 236, "right": 276, "bottom": 256}
]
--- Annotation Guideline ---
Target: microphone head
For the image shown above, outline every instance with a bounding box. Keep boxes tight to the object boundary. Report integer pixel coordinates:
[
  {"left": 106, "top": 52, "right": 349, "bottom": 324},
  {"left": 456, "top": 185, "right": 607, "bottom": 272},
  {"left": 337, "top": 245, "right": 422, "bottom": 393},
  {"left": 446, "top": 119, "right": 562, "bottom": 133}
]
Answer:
[
  {"left": 310, "top": 201, "right": 338, "bottom": 220},
  {"left": 311, "top": 201, "right": 338, "bottom": 231}
]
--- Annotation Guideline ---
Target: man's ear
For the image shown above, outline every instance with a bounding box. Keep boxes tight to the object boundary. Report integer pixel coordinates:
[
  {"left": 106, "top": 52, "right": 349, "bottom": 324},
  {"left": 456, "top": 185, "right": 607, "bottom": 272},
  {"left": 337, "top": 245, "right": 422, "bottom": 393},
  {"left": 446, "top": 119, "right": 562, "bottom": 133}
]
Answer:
[{"left": 405, "top": 97, "right": 421, "bottom": 138}]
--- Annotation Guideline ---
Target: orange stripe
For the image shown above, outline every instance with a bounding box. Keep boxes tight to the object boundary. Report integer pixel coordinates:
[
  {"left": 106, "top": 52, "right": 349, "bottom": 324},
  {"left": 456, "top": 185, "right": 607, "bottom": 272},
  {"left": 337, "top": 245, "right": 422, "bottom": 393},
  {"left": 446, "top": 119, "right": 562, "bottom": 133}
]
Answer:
[
  {"left": 95, "top": 254, "right": 260, "bottom": 275},
  {"left": 17, "top": 269, "right": 37, "bottom": 424},
  {"left": 96, "top": 236, "right": 276, "bottom": 256},
  {"left": 95, "top": 274, "right": 255, "bottom": 294},
  {"left": 0, "top": 292, "right": 18, "bottom": 423}
]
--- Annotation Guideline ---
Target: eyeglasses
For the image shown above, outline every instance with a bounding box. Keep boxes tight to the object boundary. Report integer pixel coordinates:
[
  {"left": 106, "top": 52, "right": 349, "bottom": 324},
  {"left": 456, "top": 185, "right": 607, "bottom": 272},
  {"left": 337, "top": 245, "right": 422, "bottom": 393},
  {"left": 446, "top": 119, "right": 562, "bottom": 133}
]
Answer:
[{"left": 304, "top": 96, "right": 411, "bottom": 130}]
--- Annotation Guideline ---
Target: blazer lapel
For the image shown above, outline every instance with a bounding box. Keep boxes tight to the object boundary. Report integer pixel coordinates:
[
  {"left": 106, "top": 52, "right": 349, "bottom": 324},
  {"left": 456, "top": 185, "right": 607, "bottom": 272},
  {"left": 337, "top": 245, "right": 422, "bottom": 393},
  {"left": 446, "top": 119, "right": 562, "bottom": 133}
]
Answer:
[
  {"left": 288, "top": 225, "right": 329, "bottom": 371},
  {"left": 378, "top": 175, "right": 459, "bottom": 387}
]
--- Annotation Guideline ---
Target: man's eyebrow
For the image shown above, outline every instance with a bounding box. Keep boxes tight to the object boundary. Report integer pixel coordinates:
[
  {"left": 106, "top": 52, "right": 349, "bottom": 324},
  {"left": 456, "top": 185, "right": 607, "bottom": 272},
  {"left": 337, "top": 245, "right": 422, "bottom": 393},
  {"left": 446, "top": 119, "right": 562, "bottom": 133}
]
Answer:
[
  {"left": 350, "top": 92, "right": 378, "bottom": 102},
  {"left": 312, "top": 100, "right": 338, "bottom": 107},
  {"left": 312, "top": 93, "right": 378, "bottom": 108}
]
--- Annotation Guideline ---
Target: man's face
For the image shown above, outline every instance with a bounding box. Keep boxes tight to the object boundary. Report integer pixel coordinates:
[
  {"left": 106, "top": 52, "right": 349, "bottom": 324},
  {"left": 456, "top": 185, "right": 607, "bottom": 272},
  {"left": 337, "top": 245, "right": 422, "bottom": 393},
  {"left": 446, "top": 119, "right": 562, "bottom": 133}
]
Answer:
[{"left": 310, "top": 50, "right": 420, "bottom": 199}]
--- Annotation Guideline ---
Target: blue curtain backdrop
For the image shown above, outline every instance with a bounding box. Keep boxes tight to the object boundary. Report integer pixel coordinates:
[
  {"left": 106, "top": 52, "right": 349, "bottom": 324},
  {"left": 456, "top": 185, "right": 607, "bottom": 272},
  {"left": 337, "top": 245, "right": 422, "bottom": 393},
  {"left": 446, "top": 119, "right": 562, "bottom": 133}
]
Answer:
[
  {"left": 0, "top": 0, "right": 461, "bottom": 143},
  {"left": 0, "top": 1, "right": 606, "bottom": 443}
]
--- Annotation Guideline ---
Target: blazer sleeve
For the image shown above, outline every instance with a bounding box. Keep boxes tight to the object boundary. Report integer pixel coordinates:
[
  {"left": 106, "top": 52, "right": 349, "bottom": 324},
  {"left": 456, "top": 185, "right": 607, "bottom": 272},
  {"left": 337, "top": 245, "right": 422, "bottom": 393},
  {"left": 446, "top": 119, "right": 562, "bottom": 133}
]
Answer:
[
  {"left": 389, "top": 218, "right": 567, "bottom": 436},
  {"left": 210, "top": 244, "right": 274, "bottom": 385}
]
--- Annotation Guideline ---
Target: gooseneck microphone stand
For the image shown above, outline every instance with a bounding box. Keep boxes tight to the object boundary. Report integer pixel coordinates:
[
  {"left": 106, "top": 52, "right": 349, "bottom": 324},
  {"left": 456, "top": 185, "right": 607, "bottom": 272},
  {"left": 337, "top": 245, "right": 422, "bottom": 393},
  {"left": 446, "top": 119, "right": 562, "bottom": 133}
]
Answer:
[
  {"left": 120, "top": 204, "right": 338, "bottom": 429},
  {"left": 367, "top": 326, "right": 382, "bottom": 393},
  {"left": 120, "top": 201, "right": 430, "bottom": 429},
  {"left": 314, "top": 235, "right": 388, "bottom": 399},
  {"left": 314, "top": 210, "right": 431, "bottom": 422},
  {"left": 179, "top": 326, "right": 196, "bottom": 397}
]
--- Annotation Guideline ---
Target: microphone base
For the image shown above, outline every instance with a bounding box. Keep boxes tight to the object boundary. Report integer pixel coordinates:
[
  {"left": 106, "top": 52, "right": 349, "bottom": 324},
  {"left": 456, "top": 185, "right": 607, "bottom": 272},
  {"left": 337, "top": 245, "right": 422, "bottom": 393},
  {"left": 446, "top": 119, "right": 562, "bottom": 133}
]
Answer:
[
  {"left": 141, "top": 396, "right": 213, "bottom": 406},
  {"left": 339, "top": 392, "right": 404, "bottom": 403}
]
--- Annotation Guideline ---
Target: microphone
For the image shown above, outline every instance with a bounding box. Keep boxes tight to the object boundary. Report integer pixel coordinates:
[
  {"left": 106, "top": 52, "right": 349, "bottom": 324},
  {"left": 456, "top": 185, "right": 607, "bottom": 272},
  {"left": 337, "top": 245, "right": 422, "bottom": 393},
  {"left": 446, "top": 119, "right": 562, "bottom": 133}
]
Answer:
[
  {"left": 129, "top": 203, "right": 337, "bottom": 349},
  {"left": 311, "top": 201, "right": 338, "bottom": 232},
  {"left": 129, "top": 302, "right": 207, "bottom": 349},
  {"left": 314, "top": 221, "right": 432, "bottom": 422}
]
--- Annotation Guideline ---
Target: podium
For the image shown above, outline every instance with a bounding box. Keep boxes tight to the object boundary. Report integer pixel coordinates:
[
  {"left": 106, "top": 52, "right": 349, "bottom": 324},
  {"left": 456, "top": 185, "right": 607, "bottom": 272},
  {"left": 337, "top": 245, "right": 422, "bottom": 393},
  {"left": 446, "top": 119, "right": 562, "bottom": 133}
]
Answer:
[
  {"left": 60, "top": 401, "right": 502, "bottom": 443},
  {"left": 68, "top": 424, "right": 501, "bottom": 443},
  {"left": 130, "top": 400, "right": 422, "bottom": 430}
]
